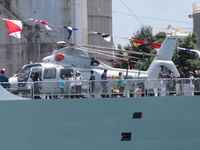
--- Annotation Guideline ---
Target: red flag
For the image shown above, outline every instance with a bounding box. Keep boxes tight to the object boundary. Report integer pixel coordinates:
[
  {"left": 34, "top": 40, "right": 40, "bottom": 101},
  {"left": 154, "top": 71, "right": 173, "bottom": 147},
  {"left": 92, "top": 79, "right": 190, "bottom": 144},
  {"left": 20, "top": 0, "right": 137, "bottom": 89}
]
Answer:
[
  {"left": 128, "top": 39, "right": 145, "bottom": 45},
  {"left": 30, "top": 18, "right": 52, "bottom": 30},
  {"left": 133, "top": 40, "right": 145, "bottom": 45},
  {"left": 3, "top": 18, "right": 22, "bottom": 39},
  {"left": 148, "top": 42, "right": 161, "bottom": 49},
  {"left": 30, "top": 18, "right": 48, "bottom": 24},
  {"left": 128, "top": 38, "right": 161, "bottom": 49}
]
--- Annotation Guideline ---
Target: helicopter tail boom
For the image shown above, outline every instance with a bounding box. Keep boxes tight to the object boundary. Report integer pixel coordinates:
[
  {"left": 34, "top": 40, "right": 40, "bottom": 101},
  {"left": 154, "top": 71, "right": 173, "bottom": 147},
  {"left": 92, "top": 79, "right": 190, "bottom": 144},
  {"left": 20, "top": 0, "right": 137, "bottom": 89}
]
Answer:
[{"left": 147, "top": 36, "right": 179, "bottom": 78}]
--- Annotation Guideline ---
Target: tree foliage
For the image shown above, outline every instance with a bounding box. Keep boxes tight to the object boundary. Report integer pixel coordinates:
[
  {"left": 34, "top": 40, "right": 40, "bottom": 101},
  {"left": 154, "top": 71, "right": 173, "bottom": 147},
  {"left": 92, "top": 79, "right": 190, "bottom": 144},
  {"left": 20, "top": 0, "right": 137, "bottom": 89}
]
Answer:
[{"left": 174, "top": 33, "right": 200, "bottom": 72}]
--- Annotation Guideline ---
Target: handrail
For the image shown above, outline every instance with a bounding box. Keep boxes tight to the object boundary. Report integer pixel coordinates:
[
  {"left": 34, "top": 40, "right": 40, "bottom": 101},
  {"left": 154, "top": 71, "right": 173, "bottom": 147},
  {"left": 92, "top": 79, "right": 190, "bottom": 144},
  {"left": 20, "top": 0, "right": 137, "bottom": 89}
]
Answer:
[{"left": 5, "top": 77, "right": 200, "bottom": 99}]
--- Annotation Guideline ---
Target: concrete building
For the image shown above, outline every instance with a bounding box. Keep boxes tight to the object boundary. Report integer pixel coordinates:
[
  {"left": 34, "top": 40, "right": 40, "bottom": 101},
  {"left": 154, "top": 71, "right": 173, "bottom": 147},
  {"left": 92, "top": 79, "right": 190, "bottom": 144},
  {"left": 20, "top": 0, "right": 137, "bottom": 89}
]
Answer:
[
  {"left": 154, "top": 25, "right": 192, "bottom": 38},
  {"left": 0, "top": 0, "right": 113, "bottom": 75},
  {"left": 87, "top": 0, "right": 112, "bottom": 47},
  {"left": 193, "top": 2, "right": 200, "bottom": 49}
]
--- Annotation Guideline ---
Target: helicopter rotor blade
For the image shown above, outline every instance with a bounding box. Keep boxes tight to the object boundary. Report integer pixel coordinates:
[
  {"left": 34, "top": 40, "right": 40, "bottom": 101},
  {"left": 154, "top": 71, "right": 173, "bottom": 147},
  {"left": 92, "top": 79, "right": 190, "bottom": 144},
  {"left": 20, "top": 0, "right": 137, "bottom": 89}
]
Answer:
[
  {"left": 76, "top": 47, "right": 143, "bottom": 65},
  {"left": 76, "top": 45, "right": 140, "bottom": 60},
  {"left": 72, "top": 43, "right": 156, "bottom": 57}
]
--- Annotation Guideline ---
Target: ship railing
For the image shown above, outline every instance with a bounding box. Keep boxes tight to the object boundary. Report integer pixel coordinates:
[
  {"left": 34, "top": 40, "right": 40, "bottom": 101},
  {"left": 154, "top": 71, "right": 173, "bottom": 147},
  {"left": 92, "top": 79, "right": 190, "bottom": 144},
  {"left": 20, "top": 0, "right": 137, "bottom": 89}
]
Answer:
[{"left": 5, "top": 78, "right": 200, "bottom": 99}]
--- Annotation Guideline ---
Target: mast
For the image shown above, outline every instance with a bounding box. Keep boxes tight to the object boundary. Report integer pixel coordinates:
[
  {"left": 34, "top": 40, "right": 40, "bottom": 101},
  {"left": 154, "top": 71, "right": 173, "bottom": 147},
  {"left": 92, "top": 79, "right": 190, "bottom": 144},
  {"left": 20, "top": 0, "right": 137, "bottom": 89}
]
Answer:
[{"left": 72, "top": 0, "right": 88, "bottom": 45}]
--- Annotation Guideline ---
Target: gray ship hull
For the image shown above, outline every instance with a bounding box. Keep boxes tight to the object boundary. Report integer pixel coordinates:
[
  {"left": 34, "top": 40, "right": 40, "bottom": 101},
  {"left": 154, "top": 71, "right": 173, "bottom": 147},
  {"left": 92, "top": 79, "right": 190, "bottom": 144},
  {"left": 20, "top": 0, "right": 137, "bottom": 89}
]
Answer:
[{"left": 0, "top": 96, "right": 200, "bottom": 150}]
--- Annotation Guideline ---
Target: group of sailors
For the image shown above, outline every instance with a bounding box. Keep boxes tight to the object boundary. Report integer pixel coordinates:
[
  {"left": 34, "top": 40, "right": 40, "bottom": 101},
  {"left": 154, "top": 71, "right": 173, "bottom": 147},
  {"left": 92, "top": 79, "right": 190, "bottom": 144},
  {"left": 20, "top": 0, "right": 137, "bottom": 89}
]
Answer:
[
  {"left": 155, "top": 66, "right": 196, "bottom": 96},
  {"left": 57, "top": 69, "right": 126, "bottom": 99}
]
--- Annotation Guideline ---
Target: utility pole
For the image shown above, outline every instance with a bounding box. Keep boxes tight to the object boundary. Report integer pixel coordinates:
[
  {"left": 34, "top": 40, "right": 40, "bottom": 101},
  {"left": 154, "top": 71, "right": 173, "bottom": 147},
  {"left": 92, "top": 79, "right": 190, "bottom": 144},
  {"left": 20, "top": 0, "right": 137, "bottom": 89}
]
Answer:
[{"left": 37, "top": 34, "right": 41, "bottom": 62}]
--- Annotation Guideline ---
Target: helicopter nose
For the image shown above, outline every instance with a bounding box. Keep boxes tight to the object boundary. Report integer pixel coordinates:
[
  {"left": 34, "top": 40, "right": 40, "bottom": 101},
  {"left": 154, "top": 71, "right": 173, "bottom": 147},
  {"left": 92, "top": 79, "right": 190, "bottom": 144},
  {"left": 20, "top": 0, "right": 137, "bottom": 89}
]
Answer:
[
  {"left": 9, "top": 77, "right": 18, "bottom": 89},
  {"left": 9, "top": 76, "right": 17, "bottom": 84}
]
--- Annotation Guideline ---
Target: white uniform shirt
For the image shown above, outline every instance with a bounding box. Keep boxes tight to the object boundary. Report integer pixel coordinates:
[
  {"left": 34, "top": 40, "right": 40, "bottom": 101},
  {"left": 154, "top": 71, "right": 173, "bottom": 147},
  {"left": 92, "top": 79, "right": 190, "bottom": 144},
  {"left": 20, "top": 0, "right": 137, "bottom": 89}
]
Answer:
[
  {"left": 75, "top": 75, "right": 83, "bottom": 86},
  {"left": 189, "top": 75, "right": 194, "bottom": 88},
  {"left": 68, "top": 77, "right": 74, "bottom": 87}
]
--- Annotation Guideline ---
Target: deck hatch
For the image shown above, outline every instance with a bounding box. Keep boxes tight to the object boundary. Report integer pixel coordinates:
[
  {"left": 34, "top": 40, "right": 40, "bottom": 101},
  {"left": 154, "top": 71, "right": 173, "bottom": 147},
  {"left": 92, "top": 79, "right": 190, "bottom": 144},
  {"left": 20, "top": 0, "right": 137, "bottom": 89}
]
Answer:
[
  {"left": 121, "top": 132, "right": 132, "bottom": 141},
  {"left": 133, "top": 112, "right": 142, "bottom": 119}
]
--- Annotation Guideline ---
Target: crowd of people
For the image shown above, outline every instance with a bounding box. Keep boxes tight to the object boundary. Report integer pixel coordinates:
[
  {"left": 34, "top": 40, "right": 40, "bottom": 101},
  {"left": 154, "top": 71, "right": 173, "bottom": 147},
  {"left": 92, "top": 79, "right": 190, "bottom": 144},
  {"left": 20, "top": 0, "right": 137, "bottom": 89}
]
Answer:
[
  {"left": 54, "top": 68, "right": 200, "bottom": 98},
  {"left": 0, "top": 67, "right": 200, "bottom": 99},
  {"left": 55, "top": 69, "right": 131, "bottom": 98},
  {"left": 155, "top": 66, "right": 198, "bottom": 96}
]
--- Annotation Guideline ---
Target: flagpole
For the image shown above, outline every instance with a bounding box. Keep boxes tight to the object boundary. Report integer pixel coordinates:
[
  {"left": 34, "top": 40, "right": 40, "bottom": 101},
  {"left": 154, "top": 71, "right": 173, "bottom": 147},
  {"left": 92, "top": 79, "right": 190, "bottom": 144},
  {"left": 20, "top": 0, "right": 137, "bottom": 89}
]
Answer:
[
  {"left": 72, "top": 0, "right": 76, "bottom": 44},
  {"left": 37, "top": 36, "right": 41, "bottom": 62}
]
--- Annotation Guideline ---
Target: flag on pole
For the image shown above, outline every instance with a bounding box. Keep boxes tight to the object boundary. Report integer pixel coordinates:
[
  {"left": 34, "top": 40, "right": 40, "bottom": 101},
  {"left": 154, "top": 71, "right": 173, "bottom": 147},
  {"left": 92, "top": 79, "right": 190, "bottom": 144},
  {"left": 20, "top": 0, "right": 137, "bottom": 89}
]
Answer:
[
  {"left": 3, "top": 18, "right": 22, "bottom": 39},
  {"left": 96, "top": 32, "right": 112, "bottom": 42},
  {"left": 128, "top": 38, "right": 145, "bottom": 45},
  {"left": 177, "top": 47, "right": 200, "bottom": 58},
  {"left": 148, "top": 42, "right": 161, "bottom": 49},
  {"left": 91, "top": 32, "right": 112, "bottom": 42},
  {"left": 129, "top": 39, "right": 145, "bottom": 46},
  {"left": 63, "top": 25, "right": 78, "bottom": 40},
  {"left": 128, "top": 38, "right": 161, "bottom": 49},
  {"left": 29, "top": 18, "right": 52, "bottom": 30}
]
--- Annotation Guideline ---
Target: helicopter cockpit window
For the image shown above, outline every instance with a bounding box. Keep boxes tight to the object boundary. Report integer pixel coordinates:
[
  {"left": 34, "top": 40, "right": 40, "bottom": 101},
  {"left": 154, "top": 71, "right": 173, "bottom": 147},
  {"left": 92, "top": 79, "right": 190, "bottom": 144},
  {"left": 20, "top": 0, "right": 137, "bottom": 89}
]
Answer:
[
  {"left": 60, "top": 68, "right": 73, "bottom": 77},
  {"left": 16, "top": 64, "right": 42, "bottom": 78},
  {"left": 16, "top": 67, "right": 31, "bottom": 78},
  {"left": 43, "top": 68, "right": 56, "bottom": 79}
]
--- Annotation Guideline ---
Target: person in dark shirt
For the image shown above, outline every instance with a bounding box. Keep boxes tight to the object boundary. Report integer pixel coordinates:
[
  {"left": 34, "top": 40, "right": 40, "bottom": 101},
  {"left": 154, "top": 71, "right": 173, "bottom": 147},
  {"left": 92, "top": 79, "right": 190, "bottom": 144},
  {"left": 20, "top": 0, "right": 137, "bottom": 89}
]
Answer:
[
  {"left": 32, "top": 73, "right": 42, "bottom": 99},
  {"left": 101, "top": 69, "right": 108, "bottom": 97},
  {"left": 0, "top": 69, "right": 9, "bottom": 89},
  {"left": 89, "top": 70, "right": 96, "bottom": 97},
  {"left": 166, "top": 70, "right": 175, "bottom": 95}
]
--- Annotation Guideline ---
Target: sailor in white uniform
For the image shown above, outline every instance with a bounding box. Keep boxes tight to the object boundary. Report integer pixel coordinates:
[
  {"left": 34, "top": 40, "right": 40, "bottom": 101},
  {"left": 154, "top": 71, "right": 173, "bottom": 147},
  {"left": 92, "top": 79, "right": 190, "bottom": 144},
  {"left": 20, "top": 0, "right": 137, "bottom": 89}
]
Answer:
[{"left": 188, "top": 71, "right": 195, "bottom": 96}]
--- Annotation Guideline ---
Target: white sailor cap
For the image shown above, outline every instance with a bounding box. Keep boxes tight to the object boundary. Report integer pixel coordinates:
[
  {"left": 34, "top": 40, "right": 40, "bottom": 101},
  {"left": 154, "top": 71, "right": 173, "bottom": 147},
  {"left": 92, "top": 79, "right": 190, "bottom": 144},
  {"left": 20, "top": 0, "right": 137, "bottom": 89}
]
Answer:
[
  {"left": 189, "top": 71, "right": 194, "bottom": 74},
  {"left": 57, "top": 41, "right": 66, "bottom": 44}
]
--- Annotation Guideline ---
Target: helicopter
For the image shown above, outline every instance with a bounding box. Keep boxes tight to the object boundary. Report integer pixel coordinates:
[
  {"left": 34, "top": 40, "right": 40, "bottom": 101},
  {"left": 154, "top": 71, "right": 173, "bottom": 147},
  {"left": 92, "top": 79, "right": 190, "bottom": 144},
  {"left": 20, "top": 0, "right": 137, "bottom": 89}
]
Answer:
[{"left": 8, "top": 35, "right": 179, "bottom": 95}]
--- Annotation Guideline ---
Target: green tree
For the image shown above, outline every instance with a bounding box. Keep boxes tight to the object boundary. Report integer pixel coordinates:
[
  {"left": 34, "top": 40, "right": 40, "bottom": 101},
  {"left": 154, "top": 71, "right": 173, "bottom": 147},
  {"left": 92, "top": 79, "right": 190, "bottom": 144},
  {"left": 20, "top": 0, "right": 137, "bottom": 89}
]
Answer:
[
  {"left": 174, "top": 33, "right": 200, "bottom": 72},
  {"left": 154, "top": 32, "right": 167, "bottom": 43}
]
